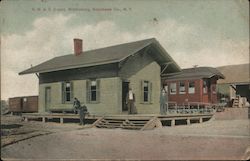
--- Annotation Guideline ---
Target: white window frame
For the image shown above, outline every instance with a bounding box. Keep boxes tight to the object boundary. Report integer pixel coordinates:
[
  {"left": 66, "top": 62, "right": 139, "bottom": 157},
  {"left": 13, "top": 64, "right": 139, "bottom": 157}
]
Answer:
[
  {"left": 179, "top": 82, "right": 186, "bottom": 94},
  {"left": 86, "top": 79, "right": 100, "bottom": 103},
  {"left": 62, "top": 81, "right": 73, "bottom": 103},
  {"left": 170, "top": 83, "right": 177, "bottom": 95},
  {"left": 203, "top": 80, "right": 207, "bottom": 94},
  {"left": 90, "top": 80, "right": 97, "bottom": 102},
  {"left": 143, "top": 81, "right": 149, "bottom": 102},
  {"left": 188, "top": 81, "right": 195, "bottom": 94},
  {"left": 141, "top": 80, "right": 152, "bottom": 103}
]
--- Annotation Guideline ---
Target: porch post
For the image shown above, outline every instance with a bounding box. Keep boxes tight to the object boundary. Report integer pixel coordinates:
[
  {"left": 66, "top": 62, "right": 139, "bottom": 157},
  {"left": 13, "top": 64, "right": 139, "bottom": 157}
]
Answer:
[{"left": 171, "top": 119, "right": 175, "bottom": 126}]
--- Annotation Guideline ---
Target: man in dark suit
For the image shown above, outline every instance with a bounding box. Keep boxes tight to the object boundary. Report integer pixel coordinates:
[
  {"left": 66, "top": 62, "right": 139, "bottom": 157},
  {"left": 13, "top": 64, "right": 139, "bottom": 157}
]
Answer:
[
  {"left": 73, "top": 97, "right": 81, "bottom": 114},
  {"left": 160, "top": 88, "right": 167, "bottom": 115},
  {"left": 126, "top": 88, "right": 137, "bottom": 114}
]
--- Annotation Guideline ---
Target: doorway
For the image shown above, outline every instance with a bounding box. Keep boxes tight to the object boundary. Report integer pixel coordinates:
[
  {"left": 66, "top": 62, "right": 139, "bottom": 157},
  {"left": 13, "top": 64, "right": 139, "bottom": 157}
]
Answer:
[
  {"left": 45, "top": 87, "right": 51, "bottom": 112},
  {"left": 21, "top": 97, "right": 27, "bottom": 112},
  {"left": 122, "top": 81, "right": 130, "bottom": 111}
]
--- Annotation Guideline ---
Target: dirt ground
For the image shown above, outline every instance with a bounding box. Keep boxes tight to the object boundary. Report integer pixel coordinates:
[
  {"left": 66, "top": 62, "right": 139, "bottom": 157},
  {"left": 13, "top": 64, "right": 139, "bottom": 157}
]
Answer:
[{"left": 1, "top": 108, "right": 250, "bottom": 160}]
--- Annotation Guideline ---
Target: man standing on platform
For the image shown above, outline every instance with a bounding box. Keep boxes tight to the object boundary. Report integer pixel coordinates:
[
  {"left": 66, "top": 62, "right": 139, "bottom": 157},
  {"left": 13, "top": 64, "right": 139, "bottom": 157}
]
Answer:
[
  {"left": 79, "top": 104, "right": 88, "bottom": 125},
  {"left": 160, "top": 88, "right": 167, "bottom": 115},
  {"left": 126, "top": 87, "right": 137, "bottom": 114},
  {"left": 73, "top": 97, "right": 88, "bottom": 125}
]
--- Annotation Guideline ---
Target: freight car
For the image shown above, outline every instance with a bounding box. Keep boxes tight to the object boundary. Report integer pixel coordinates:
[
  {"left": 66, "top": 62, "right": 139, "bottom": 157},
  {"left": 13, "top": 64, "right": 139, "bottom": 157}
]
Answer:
[{"left": 8, "top": 96, "right": 38, "bottom": 114}]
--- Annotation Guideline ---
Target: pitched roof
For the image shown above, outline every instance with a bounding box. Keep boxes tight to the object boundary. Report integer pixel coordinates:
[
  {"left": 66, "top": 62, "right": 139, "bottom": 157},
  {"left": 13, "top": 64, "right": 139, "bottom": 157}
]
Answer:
[
  {"left": 19, "top": 38, "right": 180, "bottom": 75},
  {"left": 217, "top": 63, "right": 249, "bottom": 84},
  {"left": 163, "top": 67, "right": 225, "bottom": 80}
]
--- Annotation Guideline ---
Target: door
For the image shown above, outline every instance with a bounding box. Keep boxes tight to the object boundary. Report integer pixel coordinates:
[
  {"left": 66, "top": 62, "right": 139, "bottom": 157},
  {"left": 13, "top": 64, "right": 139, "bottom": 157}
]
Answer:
[
  {"left": 210, "top": 84, "right": 217, "bottom": 103},
  {"left": 21, "top": 97, "right": 27, "bottom": 112},
  {"left": 45, "top": 87, "right": 51, "bottom": 112},
  {"left": 122, "top": 81, "right": 130, "bottom": 111}
]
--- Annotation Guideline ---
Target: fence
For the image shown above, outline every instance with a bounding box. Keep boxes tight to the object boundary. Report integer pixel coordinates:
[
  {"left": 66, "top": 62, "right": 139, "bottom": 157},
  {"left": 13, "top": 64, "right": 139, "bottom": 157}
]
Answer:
[{"left": 166, "top": 101, "right": 217, "bottom": 114}]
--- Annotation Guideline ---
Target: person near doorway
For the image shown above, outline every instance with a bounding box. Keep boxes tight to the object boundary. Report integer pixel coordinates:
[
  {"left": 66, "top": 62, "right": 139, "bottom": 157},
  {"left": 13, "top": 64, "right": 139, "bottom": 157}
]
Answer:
[
  {"left": 73, "top": 97, "right": 81, "bottom": 114},
  {"left": 165, "top": 87, "right": 169, "bottom": 113},
  {"left": 126, "top": 88, "right": 137, "bottom": 114},
  {"left": 160, "top": 88, "right": 167, "bottom": 115}
]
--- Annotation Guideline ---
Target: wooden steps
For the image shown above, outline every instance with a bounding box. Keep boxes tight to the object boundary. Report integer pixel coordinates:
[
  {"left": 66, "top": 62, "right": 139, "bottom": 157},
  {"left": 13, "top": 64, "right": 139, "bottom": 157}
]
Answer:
[
  {"left": 94, "top": 117, "right": 162, "bottom": 130},
  {"left": 95, "top": 118, "right": 123, "bottom": 129},
  {"left": 233, "top": 96, "right": 240, "bottom": 108},
  {"left": 122, "top": 120, "right": 146, "bottom": 130}
]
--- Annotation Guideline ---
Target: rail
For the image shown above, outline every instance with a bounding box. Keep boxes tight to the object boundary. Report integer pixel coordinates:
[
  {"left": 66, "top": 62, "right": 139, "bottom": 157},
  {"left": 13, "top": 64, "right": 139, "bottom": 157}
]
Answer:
[{"left": 166, "top": 101, "right": 217, "bottom": 114}]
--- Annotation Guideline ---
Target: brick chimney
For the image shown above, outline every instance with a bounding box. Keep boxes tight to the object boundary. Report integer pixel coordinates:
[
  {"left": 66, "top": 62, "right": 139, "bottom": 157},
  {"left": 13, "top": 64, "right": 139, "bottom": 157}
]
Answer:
[{"left": 73, "top": 38, "right": 82, "bottom": 56}]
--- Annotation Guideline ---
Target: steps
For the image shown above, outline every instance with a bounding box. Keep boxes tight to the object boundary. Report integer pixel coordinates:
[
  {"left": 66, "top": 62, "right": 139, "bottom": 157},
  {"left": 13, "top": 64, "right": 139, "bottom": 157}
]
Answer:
[
  {"left": 95, "top": 118, "right": 124, "bottom": 129},
  {"left": 94, "top": 117, "right": 161, "bottom": 130},
  {"left": 122, "top": 120, "right": 148, "bottom": 130},
  {"left": 232, "top": 96, "right": 240, "bottom": 108}
]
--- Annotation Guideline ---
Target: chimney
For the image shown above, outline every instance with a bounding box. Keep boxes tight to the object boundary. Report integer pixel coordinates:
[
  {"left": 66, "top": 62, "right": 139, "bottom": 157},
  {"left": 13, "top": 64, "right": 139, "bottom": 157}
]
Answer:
[{"left": 73, "top": 38, "right": 82, "bottom": 56}]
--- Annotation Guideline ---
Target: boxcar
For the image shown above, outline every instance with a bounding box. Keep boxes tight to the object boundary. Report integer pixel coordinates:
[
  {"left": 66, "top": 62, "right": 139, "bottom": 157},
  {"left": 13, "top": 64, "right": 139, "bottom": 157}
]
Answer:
[{"left": 9, "top": 96, "right": 38, "bottom": 113}]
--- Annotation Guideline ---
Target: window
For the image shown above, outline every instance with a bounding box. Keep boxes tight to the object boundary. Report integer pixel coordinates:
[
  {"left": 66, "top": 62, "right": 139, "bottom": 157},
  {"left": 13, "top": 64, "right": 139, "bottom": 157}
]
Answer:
[
  {"left": 188, "top": 81, "right": 195, "bottom": 94},
  {"left": 87, "top": 79, "right": 100, "bottom": 103},
  {"left": 179, "top": 82, "right": 186, "bottom": 94},
  {"left": 211, "top": 84, "right": 217, "bottom": 94},
  {"left": 62, "top": 82, "right": 73, "bottom": 103},
  {"left": 141, "top": 80, "right": 152, "bottom": 103},
  {"left": 91, "top": 80, "right": 97, "bottom": 101},
  {"left": 164, "top": 85, "right": 168, "bottom": 93},
  {"left": 203, "top": 80, "right": 207, "bottom": 94},
  {"left": 170, "top": 83, "right": 176, "bottom": 94},
  {"left": 144, "top": 81, "right": 149, "bottom": 102}
]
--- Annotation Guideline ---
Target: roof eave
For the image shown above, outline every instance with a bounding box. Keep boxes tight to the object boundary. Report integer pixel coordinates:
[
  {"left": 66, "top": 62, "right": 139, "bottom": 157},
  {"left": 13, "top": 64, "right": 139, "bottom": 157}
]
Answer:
[
  {"left": 163, "top": 74, "right": 225, "bottom": 81},
  {"left": 19, "top": 59, "right": 120, "bottom": 75},
  {"left": 118, "top": 40, "right": 154, "bottom": 63},
  {"left": 152, "top": 40, "right": 181, "bottom": 72}
]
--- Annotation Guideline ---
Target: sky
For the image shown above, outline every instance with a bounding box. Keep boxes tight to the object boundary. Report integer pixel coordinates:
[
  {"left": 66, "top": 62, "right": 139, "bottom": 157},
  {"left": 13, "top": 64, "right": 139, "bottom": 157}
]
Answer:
[{"left": 1, "top": 0, "right": 249, "bottom": 100}]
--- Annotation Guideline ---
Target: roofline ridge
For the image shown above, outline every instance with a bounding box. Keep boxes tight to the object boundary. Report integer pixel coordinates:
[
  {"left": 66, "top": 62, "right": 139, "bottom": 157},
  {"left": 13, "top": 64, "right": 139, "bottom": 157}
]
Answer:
[
  {"left": 53, "top": 38, "right": 157, "bottom": 58},
  {"left": 86, "top": 37, "right": 156, "bottom": 52}
]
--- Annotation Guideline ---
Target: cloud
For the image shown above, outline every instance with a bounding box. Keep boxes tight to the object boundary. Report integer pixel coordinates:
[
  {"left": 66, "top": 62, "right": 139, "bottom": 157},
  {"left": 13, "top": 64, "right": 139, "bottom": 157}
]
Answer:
[
  {"left": 1, "top": 14, "right": 249, "bottom": 100},
  {"left": 1, "top": 14, "right": 74, "bottom": 100},
  {"left": 1, "top": 69, "right": 38, "bottom": 99},
  {"left": 174, "top": 39, "right": 249, "bottom": 68}
]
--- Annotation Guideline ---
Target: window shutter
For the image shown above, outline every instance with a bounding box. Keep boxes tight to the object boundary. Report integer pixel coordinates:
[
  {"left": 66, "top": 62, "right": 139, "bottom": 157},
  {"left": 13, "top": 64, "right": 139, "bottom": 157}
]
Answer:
[
  {"left": 96, "top": 79, "right": 100, "bottom": 103},
  {"left": 149, "top": 82, "right": 153, "bottom": 103},
  {"left": 141, "top": 80, "right": 144, "bottom": 103},
  {"left": 61, "top": 82, "right": 65, "bottom": 104},
  {"left": 86, "top": 80, "right": 90, "bottom": 103},
  {"left": 70, "top": 82, "right": 74, "bottom": 102}
]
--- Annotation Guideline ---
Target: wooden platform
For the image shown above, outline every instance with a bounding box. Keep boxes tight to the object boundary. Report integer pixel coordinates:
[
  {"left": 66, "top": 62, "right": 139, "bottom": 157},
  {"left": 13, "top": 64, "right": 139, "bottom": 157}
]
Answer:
[{"left": 22, "top": 113, "right": 213, "bottom": 130}]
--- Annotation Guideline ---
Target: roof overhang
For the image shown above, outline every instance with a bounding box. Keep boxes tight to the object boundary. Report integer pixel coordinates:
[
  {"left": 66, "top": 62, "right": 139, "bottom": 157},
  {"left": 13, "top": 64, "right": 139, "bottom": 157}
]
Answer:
[
  {"left": 162, "top": 72, "right": 225, "bottom": 81},
  {"left": 19, "top": 59, "right": 119, "bottom": 75},
  {"left": 118, "top": 41, "right": 181, "bottom": 74},
  {"left": 151, "top": 40, "right": 181, "bottom": 73}
]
